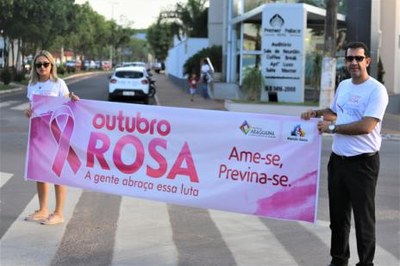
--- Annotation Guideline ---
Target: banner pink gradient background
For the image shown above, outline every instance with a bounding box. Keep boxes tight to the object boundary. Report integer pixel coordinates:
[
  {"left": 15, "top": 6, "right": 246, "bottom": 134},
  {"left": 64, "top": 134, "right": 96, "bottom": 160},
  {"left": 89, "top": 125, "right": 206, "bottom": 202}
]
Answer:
[{"left": 25, "top": 95, "right": 322, "bottom": 223}]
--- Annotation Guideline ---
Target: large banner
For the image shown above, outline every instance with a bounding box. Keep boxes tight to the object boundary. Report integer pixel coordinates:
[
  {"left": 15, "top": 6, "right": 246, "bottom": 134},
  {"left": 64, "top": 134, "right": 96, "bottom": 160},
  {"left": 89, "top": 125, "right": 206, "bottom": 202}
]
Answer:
[{"left": 25, "top": 95, "right": 321, "bottom": 223}]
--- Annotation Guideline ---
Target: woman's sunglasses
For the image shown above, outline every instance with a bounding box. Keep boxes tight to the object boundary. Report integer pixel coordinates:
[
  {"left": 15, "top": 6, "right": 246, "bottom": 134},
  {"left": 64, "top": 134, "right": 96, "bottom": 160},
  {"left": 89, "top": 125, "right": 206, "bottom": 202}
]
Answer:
[{"left": 35, "top": 62, "right": 51, "bottom": 68}]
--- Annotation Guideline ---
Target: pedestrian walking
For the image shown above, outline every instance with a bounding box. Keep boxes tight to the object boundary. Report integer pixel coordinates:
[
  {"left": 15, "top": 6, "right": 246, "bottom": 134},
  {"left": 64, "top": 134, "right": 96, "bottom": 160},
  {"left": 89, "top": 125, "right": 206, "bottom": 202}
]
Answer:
[
  {"left": 24, "top": 50, "right": 80, "bottom": 225},
  {"left": 301, "top": 42, "right": 389, "bottom": 266},
  {"left": 188, "top": 73, "right": 198, "bottom": 102},
  {"left": 200, "top": 58, "right": 212, "bottom": 99}
]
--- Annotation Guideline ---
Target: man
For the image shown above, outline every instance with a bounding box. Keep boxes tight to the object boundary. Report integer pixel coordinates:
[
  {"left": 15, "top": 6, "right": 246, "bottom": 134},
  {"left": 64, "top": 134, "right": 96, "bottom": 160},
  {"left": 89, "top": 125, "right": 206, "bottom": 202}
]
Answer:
[{"left": 301, "top": 42, "right": 388, "bottom": 266}]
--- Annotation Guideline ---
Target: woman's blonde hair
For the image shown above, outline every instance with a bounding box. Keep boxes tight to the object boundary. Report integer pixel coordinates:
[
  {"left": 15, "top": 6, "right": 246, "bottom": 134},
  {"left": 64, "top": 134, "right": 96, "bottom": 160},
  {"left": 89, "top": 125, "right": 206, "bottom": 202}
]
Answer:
[{"left": 29, "top": 50, "right": 58, "bottom": 85}]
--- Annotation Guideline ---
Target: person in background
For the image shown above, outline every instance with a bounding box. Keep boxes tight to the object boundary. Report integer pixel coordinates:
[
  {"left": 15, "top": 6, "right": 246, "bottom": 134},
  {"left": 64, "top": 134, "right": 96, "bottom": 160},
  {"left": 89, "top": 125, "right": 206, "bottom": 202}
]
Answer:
[
  {"left": 24, "top": 50, "right": 80, "bottom": 225},
  {"left": 200, "top": 58, "right": 212, "bottom": 99},
  {"left": 188, "top": 73, "right": 198, "bottom": 102},
  {"left": 301, "top": 42, "right": 388, "bottom": 266}
]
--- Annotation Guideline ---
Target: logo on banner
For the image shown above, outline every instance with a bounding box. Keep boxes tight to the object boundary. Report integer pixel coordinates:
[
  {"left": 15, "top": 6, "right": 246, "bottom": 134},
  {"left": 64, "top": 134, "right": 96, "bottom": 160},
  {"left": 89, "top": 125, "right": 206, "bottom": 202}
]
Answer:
[
  {"left": 239, "top": 120, "right": 277, "bottom": 139},
  {"left": 50, "top": 104, "right": 82, "bottom": 177},
  {"left": 286, "top": 124, "right": 310, "bottom": 142}
]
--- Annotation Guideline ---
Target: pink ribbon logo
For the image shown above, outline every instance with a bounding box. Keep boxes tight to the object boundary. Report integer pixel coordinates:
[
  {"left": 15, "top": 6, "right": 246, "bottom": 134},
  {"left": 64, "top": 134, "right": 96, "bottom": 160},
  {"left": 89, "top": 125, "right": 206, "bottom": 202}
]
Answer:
[{"left": 50, "top": 105, "right": 81, "bottom": 177}]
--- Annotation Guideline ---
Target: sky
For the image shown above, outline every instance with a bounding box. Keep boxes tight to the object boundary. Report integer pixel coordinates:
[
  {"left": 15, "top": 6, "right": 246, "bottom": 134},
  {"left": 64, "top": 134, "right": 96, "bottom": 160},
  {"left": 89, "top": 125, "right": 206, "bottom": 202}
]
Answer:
[{"left": 75, "top": 0, "right": 180, "bottom": 29}]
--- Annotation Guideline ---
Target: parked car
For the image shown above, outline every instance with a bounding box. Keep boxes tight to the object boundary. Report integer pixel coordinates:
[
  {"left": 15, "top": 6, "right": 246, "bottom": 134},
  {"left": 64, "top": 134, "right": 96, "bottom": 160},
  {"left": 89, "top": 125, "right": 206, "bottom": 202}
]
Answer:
[
  {"left": 108, "top": 66, "right": 151, "bottom": 104},
  {"left": 83, "top": 60, "right": 96, "bottom": 70},
  {"left": 102, "top": 61, "right": 112, "bottom": 71},
  {"left": 65, "top": 60, "right": 81, "bottom": 72},
  {"left": 152, "top": 62, "right": 162, "bottom": 73}
]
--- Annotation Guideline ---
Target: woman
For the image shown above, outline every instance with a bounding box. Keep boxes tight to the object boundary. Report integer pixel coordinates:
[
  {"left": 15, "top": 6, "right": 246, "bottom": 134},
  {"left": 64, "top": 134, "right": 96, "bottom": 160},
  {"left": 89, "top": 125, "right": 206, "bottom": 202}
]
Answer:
[{"left": 24, "top": 50, "right": 79, "bottom": 225}]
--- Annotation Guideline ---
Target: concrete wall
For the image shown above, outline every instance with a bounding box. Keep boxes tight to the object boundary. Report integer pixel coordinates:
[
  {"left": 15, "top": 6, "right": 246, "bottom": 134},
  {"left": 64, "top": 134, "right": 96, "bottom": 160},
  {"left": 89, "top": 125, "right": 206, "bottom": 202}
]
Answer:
[
  {"left": 381, "top": 0, "right": 400, "bottom": 96},
  {"left": 165, "top": 37, "right": 209, "bottom": 88}
]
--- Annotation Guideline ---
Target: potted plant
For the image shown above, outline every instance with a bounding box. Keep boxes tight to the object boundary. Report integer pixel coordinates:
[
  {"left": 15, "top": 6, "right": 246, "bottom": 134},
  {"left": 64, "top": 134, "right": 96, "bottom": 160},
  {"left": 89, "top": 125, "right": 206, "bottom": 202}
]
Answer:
[{"left": 241, "top": 66, "right": 265, "bottom": 101}]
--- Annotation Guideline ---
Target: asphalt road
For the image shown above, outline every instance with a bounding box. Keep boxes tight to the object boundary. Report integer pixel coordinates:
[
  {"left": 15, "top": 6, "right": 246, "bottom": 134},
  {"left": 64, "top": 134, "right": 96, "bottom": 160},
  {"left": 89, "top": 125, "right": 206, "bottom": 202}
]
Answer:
[{"left": 0, "top": 72, "right": 398, "bottom": 266}]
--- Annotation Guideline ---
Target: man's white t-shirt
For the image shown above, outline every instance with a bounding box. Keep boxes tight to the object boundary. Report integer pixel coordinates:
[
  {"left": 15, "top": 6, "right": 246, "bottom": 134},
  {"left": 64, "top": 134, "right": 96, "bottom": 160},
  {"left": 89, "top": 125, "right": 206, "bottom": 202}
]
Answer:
[
  {"left": 330, "top": 77, "right": 388, "bottom": 156},
  {"left": 27, "top": 78, "right": 69, "bottom": 102}
]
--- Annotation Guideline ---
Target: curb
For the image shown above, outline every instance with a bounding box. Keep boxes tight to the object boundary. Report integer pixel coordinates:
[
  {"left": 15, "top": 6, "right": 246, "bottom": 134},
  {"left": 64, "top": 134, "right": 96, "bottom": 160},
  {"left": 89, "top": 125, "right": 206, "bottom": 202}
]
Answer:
[{"left": 0, "top": 72, "right": 101, "bottom": 95}]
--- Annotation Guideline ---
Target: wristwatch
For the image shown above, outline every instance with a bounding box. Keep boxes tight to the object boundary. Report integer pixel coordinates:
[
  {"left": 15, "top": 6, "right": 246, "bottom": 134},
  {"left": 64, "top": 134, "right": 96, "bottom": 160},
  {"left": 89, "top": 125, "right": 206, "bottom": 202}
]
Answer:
[{"left": 328, "top": 124, "right": 336, "bottom": 134}]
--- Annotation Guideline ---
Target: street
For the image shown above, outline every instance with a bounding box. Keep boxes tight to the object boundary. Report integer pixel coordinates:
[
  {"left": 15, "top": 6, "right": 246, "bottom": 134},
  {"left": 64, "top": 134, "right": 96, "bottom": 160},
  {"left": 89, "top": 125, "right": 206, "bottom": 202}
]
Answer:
[{"left": 0, "top": 72, "right": 399, "bottom": 266}]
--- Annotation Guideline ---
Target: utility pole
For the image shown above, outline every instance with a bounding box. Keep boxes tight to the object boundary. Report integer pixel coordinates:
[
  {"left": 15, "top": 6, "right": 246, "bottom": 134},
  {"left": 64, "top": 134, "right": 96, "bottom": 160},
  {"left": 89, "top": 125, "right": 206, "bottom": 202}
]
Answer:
[{"left": 319, "top": 0, "right": 338, "bottom": 108}]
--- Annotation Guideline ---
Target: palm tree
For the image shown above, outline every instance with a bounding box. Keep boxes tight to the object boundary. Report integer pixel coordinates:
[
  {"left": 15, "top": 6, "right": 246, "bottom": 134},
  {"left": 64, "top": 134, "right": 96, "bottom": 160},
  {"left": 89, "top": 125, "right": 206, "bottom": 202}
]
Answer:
[{"left": 171, "top": 0, "right": 208, "bottom": 40}]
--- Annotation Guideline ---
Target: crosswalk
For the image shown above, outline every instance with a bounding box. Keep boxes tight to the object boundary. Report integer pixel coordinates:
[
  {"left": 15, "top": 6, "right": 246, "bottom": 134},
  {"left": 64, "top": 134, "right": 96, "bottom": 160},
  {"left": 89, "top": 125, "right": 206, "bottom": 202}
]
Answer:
[{"left": 0, "top": 171, "right": 398, "bottom": 266}]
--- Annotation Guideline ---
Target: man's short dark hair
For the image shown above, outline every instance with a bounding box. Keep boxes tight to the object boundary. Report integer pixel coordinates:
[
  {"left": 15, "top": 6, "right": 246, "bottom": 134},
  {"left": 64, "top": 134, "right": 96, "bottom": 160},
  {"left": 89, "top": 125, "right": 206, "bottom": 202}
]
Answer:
[{"left": 345, "top": 42, "right": 370, "bottom": 57}]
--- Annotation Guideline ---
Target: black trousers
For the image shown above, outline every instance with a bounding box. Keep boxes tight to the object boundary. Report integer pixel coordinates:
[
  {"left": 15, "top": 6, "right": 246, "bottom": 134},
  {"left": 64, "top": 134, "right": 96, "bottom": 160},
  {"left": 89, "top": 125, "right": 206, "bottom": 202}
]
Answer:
[{"left": 327, "top": 152, "right": 379, "bottom": 266}]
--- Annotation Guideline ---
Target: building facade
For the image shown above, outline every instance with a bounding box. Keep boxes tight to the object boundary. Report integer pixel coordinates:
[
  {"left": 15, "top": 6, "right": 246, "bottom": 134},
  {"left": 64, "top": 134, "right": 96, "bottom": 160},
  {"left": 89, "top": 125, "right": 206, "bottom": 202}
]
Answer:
[{"left": 208, "top": 0, "right": 400, "bottom": 111}]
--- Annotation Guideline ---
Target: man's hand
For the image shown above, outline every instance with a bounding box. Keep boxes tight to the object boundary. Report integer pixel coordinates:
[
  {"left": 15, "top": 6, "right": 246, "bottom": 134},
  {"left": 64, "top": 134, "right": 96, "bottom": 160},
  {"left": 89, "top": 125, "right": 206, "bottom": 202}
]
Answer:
[{"left": 301, "top": 109, "right": 317, "bottom": 120}]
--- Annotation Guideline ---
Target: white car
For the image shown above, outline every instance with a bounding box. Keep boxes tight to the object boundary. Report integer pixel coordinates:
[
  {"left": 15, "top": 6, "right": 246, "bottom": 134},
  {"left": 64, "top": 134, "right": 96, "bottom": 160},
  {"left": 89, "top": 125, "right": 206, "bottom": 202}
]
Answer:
[
  {"left": 108, "top": 66, "right": 151, "bottom": 104},
  {"left": 122, "top": 61, "right": 147, "bottom": 68}
]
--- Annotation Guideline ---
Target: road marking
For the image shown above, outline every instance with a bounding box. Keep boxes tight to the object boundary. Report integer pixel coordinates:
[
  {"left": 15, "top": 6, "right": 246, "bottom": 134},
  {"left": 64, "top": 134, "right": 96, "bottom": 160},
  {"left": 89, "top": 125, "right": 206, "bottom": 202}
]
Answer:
[
  {"left": 0, "top": 100, "right": 18, "bottom": 108},
  {"left": 112, "top": 198, "right": 178, "bottom": 266},
  {"left": 210, "top": 209, "right": 298, "bottom": 266},
  {"left": 300, "top": 220, "right": 399, "bottom": 265},
  {"left": 0, "top": 187, "right": 82, "bottom": 266},
  {"left": 11, "top": 102, "right": 29, "bottom": 111},
  {"left": 0, "top": 171, "right": 13, "bottom": 187}
]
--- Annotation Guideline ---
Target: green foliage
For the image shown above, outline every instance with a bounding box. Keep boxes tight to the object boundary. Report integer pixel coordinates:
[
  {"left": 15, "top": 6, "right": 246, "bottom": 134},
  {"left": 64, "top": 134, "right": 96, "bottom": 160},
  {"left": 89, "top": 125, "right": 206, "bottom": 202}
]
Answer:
[
  {"left": 147, "top": 22, "right": 174, "bottom": 61},
  {"left": 0, "top": 68, "right": 12, "bottom": 85},
  {"left": 13, "top": 70, "right": 26, "bottom": 82},
  {"left": 172, "top": 0, "right": 208, "bottom": 40},
  {"left": 183, "top": 45, "right": 222, "bottom": 77},
  {"left": 241, "top": 67, "right": 264, "bottom": 101},
  {"left": 57, "top": 66, "right": 66, "bottom": 75}
]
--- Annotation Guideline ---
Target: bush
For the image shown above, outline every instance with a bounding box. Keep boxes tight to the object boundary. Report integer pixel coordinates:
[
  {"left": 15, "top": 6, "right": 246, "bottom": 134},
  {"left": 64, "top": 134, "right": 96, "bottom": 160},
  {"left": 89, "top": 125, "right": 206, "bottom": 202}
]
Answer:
[
  {"left": 241, "top": 67, "right": 264, "bottom": 101},
  {"left": 13, "top": 71, "right": 26, "bottom": 82},
  {"left": 183, "top": 45, "right": 222, "bottom": 77},
  {"left": 58, "top": 66, "right": 66, "bottom": 75},
  {"left": 0, "top": 68, "right": 12, "bottom": 85}
]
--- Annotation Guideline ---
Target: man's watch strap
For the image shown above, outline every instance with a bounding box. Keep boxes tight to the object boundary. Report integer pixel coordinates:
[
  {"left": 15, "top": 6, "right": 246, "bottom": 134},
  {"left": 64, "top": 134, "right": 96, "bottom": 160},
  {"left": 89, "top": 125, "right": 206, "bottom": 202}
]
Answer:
[{"left": 328, "top": 124, "right": 336, "bottom": 134}]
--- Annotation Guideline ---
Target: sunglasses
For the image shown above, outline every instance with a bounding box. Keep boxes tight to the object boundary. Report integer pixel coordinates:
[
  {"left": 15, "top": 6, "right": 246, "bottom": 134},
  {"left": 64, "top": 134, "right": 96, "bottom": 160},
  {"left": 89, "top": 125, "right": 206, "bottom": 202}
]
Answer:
[
  {"left": 345, "top": 56, "right": 366, "bottom": 62},
  {"left": 35, "top": 62, "right": 51, "bottom": 68}
]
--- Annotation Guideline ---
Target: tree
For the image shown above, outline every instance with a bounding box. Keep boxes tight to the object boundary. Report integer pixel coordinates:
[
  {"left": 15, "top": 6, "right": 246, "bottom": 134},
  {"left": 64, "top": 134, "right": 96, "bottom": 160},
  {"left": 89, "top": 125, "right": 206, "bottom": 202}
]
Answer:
[
  {"left": 172, "top": 0, "right": 208, "bottom": 40},
  {"left": 147, "top": 21, "right": 174, "bottom": 62},
  {"left": 319, "top": 0, "right": 338, "bottom": 108}
]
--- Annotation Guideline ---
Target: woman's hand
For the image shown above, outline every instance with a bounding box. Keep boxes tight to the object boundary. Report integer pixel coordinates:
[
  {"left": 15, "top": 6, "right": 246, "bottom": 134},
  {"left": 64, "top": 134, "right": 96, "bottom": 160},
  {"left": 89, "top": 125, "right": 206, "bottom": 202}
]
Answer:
[
  {"left": 24, "top": 107, "right": 32, "bottom": 118},
  {"left": 69, "top": 92, "right": 80, "bottom": 101}
]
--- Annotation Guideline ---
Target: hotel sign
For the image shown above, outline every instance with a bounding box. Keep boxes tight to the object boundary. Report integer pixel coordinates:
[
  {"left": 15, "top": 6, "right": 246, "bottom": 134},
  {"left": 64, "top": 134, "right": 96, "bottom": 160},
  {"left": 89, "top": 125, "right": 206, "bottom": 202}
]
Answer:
[{"left": 261, "top": 4, "right": 306, "bottom": 103}]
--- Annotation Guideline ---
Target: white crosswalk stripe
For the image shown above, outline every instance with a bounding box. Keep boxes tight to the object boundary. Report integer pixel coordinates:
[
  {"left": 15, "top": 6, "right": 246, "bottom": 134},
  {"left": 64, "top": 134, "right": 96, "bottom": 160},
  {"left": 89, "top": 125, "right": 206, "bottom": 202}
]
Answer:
[
  {"left": 0, "top": 187, "right": 82, "bottom": 266},
  {"left": 300, "top": 220, "right": 399, "bottom": 266},
  {"left": 112, "top": 198, "right": 178, "bottom": 266},
  {"left": 0, "top": 171, "right": 13, "bottom": 187},
  {"left": 0, "top": 180, "right": 398, "bottom": 265},
  {"left": 210, "top": 209, "right": 298, "bottom": 266},
  {"left": 0, "top": 100, "right": 19, "bottom": 109},
  {"left": 11, "top": 102, "right": 29, "bottom": 111}
]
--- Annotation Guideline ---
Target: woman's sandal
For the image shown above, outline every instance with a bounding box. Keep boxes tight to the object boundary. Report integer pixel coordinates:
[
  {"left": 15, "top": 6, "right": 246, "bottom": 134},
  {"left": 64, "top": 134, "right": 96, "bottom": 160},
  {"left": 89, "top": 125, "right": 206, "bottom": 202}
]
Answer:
[
  {"left": 40, "top": 213, "right": 64, "bottom": 225},
  {"left": 24, "top": 210, "right": 48, "bottom": 222}
]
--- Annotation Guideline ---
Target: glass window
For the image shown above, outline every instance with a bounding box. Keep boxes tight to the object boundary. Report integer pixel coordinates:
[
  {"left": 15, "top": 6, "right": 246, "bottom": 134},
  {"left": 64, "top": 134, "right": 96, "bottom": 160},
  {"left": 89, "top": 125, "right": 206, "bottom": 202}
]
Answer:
[
  {"left": 243, "top": 23, "right": 262, "bottom": 51},
  {"left": 116, "top": 71, "right": 143, "bottom": 79}
]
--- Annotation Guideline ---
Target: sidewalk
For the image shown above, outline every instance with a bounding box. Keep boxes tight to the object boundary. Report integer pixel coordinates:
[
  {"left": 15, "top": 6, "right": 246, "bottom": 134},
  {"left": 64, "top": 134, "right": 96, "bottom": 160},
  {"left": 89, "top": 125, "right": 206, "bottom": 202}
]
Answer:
[{"left": 154, "top": 73, "right": 400, "bottom": 139}]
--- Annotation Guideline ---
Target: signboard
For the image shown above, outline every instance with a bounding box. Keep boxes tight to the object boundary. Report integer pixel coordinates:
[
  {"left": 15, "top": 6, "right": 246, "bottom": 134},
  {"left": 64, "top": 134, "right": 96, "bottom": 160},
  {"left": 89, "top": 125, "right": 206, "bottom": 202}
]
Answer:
[
  {"left": 261, "top": 4, "right": 306, "bottom": 102},
  {"left": 25, "top": 95, "right": 322, "bottom": 223}
]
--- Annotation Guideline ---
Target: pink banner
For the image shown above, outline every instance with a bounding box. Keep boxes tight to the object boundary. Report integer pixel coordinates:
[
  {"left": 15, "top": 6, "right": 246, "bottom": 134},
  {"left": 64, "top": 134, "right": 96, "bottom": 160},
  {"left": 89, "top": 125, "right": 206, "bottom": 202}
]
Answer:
[{"left": 25, "top": 95, "right": 321, "bottom": 223}]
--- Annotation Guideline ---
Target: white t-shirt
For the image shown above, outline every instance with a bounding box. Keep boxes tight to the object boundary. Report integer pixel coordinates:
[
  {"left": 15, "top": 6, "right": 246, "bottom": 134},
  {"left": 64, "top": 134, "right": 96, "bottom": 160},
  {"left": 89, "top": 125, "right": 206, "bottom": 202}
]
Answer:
[
  {"left": 330, "top": 77, "right": 388, "bottom": 156},
  {"left": 27, "top": 78, "right": 69, "bottom": 102}
]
